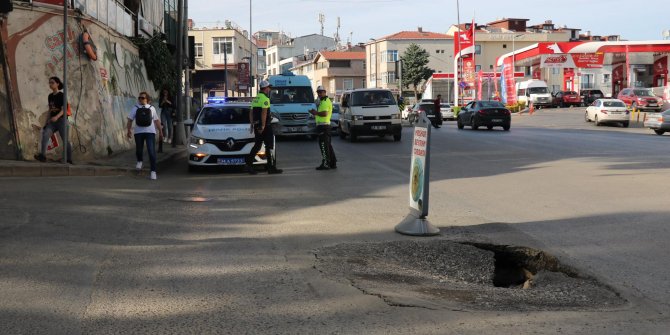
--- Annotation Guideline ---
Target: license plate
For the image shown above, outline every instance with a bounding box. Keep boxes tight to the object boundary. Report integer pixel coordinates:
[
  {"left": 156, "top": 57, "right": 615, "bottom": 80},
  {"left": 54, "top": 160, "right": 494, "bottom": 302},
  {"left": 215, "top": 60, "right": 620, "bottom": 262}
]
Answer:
[
  {"left": 371, "top": 125, "right": 386, "bottom": 130},
  {"left": 491, "top": 119, "right": 503, "bottom": 122},
  {"left": 648, "top": 103, "right": 657, "bottom": 107},
  {"left": 217, "top": 157, "right": 245, "bottom": 165}
]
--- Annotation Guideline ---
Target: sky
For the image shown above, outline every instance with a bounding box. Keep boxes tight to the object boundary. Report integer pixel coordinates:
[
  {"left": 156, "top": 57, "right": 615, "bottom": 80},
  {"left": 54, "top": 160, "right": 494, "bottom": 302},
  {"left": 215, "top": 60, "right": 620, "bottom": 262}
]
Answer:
[{"left": 188, "top": 0, "right": 670, "bottom": 43}]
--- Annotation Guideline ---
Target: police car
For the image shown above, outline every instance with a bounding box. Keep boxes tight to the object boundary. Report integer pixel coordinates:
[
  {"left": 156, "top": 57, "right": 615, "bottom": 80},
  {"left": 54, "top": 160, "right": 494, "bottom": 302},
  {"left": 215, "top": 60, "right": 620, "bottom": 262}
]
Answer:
[{"left": 186, "top": 97, "right": 276, "bottom": 172}]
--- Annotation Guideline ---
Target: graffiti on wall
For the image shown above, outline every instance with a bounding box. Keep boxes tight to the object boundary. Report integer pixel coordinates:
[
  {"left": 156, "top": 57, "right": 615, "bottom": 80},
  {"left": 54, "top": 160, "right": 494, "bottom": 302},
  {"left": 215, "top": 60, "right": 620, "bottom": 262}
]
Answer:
[{"left": 44, "top": 27, "right": 78, "bottom": 73}]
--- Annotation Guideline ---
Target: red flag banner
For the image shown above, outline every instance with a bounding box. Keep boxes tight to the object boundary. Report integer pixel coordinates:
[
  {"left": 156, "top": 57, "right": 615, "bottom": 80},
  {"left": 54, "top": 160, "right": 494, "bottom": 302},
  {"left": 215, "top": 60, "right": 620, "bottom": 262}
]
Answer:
[
  {"left": 477, "top": 70, "right": 483, "bottom": 100},
  {"left": 503, "top": 57, "right": 516, "bottom": 105}
]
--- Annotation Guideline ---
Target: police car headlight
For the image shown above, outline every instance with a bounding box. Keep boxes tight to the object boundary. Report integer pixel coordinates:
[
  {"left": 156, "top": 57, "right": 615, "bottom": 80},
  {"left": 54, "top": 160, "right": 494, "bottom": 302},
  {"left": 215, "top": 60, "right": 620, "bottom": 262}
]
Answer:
[
  {"left": 353, "top": 115, "right": 364, "bottom": 121},
  {"left": 189, "top": 136, "right": 206, "bottom": 146}
]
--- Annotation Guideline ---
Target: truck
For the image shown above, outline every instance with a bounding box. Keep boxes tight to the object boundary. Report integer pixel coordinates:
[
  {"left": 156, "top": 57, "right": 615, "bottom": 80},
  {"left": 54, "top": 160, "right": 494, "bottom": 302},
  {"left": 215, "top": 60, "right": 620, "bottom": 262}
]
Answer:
[
  {"left": 516, "top": 79, "right": 553, "bottom": 108},
  {"left": 267, "top": 72, "right": 317, "bottom": 137}
]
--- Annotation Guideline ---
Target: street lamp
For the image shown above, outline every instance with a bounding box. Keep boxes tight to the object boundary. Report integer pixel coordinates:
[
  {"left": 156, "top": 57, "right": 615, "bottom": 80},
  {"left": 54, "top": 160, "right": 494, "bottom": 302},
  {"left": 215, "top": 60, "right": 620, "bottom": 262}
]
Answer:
[{"left": 511, "top": 33, "right": 524, "bottom": 81}]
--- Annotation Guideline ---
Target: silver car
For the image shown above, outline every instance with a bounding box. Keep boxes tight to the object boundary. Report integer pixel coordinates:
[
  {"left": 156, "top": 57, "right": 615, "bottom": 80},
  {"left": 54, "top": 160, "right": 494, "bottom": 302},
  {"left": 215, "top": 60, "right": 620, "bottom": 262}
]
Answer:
[
  {"left": 643, "top": 109, "right": 670, "bottom": 135},
  {"left": 440, "top": 103, "right": 455, "bottom": 120}
]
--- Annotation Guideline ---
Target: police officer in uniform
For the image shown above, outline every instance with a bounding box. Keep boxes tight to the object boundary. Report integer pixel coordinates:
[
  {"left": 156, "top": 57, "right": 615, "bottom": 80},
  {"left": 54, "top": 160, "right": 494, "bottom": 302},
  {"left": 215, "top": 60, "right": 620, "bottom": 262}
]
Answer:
[
  {"left": 246, "top": 80, "right": 282, "bottom": 174},
  {"left": 309, "top": 86, "right": 337, "bottom": 170}
]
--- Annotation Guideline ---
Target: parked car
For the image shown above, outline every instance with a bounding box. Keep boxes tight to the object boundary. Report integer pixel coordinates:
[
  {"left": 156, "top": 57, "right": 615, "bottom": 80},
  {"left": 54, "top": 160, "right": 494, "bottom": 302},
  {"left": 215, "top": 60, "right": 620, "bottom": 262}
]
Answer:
[
  {"left": 584, "top": 99, "right": 630, "bottom": 127},
  {"left": 616, "top": 88, "right": 663, "bottom": 113},
  {"left": 579, "top": 89, "right": 605, "bottom": 106},
  {"left": 331, "top": 102, "right": 341, "bottom": 133},
  {"left": 440, "top": 103, "right": 455, "bottom": 120},
  {"left": 643, "top": 109, "right": 670, "bottom": 135},
  {"left": 457, "top": 100, "right": 511, "bottom": 131},
  {"left": 552, "top": 91, "right": 581, "bottom": 108},
  {"left": 185, "top": 97, "right": 275, "bottom": 172}
]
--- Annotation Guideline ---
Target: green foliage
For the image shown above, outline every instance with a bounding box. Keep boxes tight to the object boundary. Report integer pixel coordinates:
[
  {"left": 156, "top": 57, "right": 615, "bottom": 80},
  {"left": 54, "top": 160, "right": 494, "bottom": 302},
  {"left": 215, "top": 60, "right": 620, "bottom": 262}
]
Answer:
[
  {"left": 400, "top": 44, "right": 435, "bottom": 99},
  {"left": 130, "top": 35, "right": 178, "bottom": 94},
  {"left": 452, "top": 106, "right": 461, "bottom": 117},
  {"left": 506, "top": 101, "right": 526, "bottom": 113}
]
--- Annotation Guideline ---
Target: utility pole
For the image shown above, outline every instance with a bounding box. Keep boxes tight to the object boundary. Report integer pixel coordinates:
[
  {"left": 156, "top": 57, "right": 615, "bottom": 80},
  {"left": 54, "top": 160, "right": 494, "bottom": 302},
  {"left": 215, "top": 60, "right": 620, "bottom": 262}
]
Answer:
[
  {"left": 184, "top": 0, "right": 191, "bottom": 121},
  {"left": 62, "top": 1, "right": 69, "bottom": 163},
  {"left": 173, "top": 0, "right": 185, "bottom": 147}
]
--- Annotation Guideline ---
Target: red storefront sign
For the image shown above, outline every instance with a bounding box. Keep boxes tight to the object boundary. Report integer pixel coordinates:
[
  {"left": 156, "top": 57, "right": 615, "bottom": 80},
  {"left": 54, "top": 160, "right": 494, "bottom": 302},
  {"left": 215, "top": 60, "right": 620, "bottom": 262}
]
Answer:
[
  {"left": 572, "top": 53, "right": 605, "bottom": 68},
  {"left": 503, "top": 57, "right": 516, "bottom": 104},
  {"left": 541, "top": 53, "right": 604, "bottom": 68}
]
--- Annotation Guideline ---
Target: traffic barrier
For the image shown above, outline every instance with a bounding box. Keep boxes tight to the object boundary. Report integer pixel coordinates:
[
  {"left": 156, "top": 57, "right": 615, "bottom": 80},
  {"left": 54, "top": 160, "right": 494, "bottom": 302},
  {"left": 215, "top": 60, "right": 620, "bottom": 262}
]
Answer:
[{"left": 529, "top": 101, "right": 535, "bottom": 115}]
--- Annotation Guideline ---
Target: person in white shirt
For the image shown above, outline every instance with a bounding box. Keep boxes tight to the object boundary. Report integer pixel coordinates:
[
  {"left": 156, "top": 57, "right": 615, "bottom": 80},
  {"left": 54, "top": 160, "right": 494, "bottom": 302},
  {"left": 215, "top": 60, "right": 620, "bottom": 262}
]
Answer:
[{"left": 126, "top": 92, "right": 163, "bottom": 180}]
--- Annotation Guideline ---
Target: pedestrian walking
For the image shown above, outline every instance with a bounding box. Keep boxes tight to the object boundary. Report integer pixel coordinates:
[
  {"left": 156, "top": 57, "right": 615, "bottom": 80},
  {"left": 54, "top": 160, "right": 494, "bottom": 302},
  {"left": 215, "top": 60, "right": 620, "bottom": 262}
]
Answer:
[
  {"left": 309, "top": 85, "right": 337, "bottom": 170},
  {"left": 433, "top": 94, "right": 443, "bottom": 128},
  {"left": 159, "top": 89, "right": 174, "bottom": 143},
  {"left": 34, "top": 76, "right": 73, "bottom": 164},
  {"left": 126, "top": 92, "right": 162, "bottom": 180},
  {"left": 245, "top": 80, "right": 282, "bottom": 175}
]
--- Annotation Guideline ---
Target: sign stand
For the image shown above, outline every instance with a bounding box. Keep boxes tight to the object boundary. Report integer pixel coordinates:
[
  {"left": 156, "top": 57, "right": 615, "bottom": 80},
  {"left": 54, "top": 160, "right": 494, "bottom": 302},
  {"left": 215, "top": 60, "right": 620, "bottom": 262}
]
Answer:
[{"left": 395, "top": 112, "right": 439, "bottom": 236}]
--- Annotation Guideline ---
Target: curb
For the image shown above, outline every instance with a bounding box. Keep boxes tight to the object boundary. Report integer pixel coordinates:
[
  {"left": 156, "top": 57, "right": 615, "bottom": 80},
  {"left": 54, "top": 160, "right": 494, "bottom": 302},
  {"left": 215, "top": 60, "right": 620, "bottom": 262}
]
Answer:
[{"left": 0, "top": 149, "right": 186, "bottom": 178}]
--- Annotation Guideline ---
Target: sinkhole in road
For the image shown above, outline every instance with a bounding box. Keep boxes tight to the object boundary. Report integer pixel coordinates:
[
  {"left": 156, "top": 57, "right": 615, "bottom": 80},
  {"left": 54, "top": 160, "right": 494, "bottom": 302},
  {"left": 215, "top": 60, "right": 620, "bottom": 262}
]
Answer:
[{"left": 315, "top": 239, "right": 625, "bottom": 311}]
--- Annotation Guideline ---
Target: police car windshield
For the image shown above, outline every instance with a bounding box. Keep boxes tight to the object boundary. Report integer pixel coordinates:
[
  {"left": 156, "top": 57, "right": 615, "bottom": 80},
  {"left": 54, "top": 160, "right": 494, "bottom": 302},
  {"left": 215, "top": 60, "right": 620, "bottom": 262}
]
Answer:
[
  {"left": 351, "top": 91, "right": 396, "bottom": 106},
  {"left": 197, "top": 106, "right": 250, "bottom": 125},
  {"left": 269, "top": 87, "right": 314, "bottom": 104}
]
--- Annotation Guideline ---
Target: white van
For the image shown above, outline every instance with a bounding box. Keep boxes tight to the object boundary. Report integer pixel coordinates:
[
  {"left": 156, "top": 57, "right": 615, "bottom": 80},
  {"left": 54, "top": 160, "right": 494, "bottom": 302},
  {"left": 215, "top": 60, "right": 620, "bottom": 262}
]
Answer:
[
  {"left": 338, "top": 89, "right": 402, "bottom": 142},
  {"left": 516, "top": 80, "right": 552, "bottom": 107}
]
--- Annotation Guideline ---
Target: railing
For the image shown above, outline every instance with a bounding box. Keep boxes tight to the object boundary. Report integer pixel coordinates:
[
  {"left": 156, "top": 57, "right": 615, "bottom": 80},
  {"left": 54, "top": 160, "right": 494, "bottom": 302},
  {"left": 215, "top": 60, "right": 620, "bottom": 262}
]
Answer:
[{"left": 73, "top": 0, "right": 135, "bottom": 37}]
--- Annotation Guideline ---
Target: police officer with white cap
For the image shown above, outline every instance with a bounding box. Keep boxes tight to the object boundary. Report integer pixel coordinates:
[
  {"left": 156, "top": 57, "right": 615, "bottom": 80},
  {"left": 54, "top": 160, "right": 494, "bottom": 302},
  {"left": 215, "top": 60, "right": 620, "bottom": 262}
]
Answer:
[
  {"left": 309, "top": 85, "right": 337, "bottom": 170},
  {"left": 246, "top": 80, "right": 282, "bottom": 174}
]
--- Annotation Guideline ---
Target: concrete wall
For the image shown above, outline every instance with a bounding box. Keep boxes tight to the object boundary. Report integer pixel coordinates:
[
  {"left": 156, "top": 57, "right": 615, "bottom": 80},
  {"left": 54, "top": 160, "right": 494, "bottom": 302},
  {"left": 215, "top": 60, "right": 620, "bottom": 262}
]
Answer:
[{"left": 3, "top": 6, "right": 156, "bottom": 161}]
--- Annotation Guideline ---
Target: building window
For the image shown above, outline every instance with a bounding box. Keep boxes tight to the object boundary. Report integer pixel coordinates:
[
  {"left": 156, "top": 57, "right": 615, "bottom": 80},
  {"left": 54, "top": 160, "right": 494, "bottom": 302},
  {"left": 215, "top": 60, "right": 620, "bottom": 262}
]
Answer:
[
  {"left": 330, "top": 60, "right": 351, "bottom": 67},
  {"left": 475, "top": 65, "right": 481, "bottom": 72},
  {"left": 475, "top": 45, "right": 481, "bottom": 55},
  {"left": 552, "top": 68, "right": 560, "bottom": 75},
  {"left": 343, "top": 78, "right": 354, "bottom": 90},
  {"left": 581, "top": 74, "right": 594, "bottom": 89},
  {"left": 195, "top": 43, "right": 203, "bottom": 58},
  {"left": 212, "top": 37, "right": 232, "bottom": 55},
  {"left": 602, "top": 73, "right": 611, "bottom": 83},
  {"left": 503, "top": 44, "right": 507, "bottom": 49},
  {"left": 382, "top": 72, "right": 396, "bottom": 84},
  {"left": 381, "top": 50, "right": 398, "bottom": 63}
]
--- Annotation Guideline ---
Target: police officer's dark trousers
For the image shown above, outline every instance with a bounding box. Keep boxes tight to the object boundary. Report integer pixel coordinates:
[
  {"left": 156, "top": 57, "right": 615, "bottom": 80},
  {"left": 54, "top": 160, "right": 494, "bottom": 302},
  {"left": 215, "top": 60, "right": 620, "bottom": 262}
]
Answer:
[
  {"left": 316, "top": 124, "right": 336, "bottom": 169},
  {"left": 246, "top": 125, "right": 279, "bottom": 173}
]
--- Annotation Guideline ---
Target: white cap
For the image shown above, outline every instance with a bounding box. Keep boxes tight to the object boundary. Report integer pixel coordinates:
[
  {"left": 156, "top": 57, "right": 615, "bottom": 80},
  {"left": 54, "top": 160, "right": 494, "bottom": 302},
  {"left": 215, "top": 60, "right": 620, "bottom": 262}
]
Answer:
[
  {"left": 259, "top": 80, "right": 271, "bottom": 88},
  {"left": 316, "top": 85, "right": 325, "bottom": 92}
]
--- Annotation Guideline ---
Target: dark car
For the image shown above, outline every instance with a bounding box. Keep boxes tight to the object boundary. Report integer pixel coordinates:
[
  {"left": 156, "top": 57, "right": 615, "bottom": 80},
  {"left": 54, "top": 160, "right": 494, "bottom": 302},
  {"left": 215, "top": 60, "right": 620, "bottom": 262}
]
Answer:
[
  {"left": 579, "top": 89, "right": 604, "bottom": 106},
  {"left": 552, "top": 91, "right": 581, "bottom": 108},
  {"left": 409, "top": 102, "right": 440, "bottom": 124},
  {"left": 457, "top": 100, "right": 511, "bottom": 131}
]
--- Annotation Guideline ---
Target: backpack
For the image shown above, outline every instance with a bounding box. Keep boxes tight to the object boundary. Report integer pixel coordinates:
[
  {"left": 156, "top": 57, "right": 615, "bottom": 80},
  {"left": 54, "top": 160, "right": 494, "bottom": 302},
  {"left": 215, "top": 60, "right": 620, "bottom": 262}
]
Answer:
[{"left": 135, "top": 105, "right": 153, "bottom": 127}]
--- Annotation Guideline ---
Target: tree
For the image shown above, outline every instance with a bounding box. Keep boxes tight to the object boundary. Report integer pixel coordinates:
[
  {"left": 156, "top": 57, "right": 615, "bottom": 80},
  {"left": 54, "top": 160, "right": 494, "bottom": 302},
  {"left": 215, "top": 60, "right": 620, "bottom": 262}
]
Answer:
[{"left": 400, "top": 43, "right": 435, "bottom": 99}]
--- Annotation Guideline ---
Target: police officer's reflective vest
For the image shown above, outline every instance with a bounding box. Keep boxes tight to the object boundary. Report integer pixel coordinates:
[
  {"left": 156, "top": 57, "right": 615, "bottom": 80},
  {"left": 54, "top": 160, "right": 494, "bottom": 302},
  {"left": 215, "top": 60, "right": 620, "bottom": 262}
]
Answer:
[
  {"left": 315, "top": 96, "right": 332, "bottom": 125},
  {"left": 251, "top": 92, "right": 271, "bottom": 125}
]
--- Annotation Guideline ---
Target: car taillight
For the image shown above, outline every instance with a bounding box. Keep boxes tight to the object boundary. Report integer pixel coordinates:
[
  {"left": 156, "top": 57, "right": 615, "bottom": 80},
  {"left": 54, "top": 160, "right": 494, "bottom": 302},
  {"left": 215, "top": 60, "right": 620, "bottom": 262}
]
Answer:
[
  {"left": 478, "top": 110, "right": 487, "bottom": 115},
  {"left": 660, "top": 117, "right": 665, "bottom": 122},
  {"left": 601, "top": 110, "right": 608, "bottom": 114}
]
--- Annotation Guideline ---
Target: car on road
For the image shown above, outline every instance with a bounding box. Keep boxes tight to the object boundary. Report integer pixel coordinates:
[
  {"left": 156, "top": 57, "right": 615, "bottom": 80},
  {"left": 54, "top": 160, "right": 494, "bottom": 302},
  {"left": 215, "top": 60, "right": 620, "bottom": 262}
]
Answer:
[
  {"left": 551, "top": 91, "right": 581, "bottom": 108},
  {"left": 579, "top": 89, "right": 605, "bottom": 106},
  {"left": 643, "top": 109, "right": 670, "bottom": 135},
  {"left": 584, "top": 99, "right": 630, "bottom": 127},
  {"left": 185, "top": 97, "right": 274, "bottom": 172},
  {"left": 409, "top": 102, "right": 441, "bottom": 126},
  {"left": 331, "top": 102, "right": 341, "bottom": 133},
  {"left": 457, "top": 100, "right": 511, "bottom": 131},
  {"left": 440, "top": 103, "right": 455, "bottom": 120},
  {"left": 616, "top": 88, "right": 663, "bottom": 113},
  {"left": 338, "top": 88, "right": 402, "bottom": 142}
]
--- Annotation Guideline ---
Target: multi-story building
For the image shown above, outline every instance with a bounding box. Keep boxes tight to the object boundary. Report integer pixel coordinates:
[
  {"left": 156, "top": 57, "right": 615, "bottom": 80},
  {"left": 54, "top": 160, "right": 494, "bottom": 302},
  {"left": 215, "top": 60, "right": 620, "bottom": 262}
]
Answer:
[
  {"left": 188, "top": 20, "right": 257, "bottom": 101},
  {"left": 291, "top": 49, "right": 366, "bottom": 99},
  {"left": 366, "top": 28, "right": 452, "bottom": 98},
  {"left": 253, "top": 30, "right": 290, "bottom": 77},
  {"left": 265, "top": 34, "right": 336, "bottom": 76}
]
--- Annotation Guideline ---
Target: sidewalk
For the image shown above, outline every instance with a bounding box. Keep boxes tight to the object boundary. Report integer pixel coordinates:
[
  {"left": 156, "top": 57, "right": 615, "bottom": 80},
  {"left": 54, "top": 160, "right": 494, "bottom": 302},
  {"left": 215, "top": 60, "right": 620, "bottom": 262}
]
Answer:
[{"left": 0, "top": 144, "right": 186, "bottom": 178}]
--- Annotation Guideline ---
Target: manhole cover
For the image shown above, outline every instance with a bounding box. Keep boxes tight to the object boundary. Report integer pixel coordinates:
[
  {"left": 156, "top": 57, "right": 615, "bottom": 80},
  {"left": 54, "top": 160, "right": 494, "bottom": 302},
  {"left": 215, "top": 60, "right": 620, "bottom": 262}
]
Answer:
[{"left": 315, "top": 240, "right": 625, "bottom": 311}]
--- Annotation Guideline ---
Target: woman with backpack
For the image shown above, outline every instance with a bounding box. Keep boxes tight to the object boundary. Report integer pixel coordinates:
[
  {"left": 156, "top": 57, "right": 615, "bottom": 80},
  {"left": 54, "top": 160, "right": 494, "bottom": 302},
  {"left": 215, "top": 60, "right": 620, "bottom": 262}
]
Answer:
[
  {"left": 34, "top": 76, "right": 73, "bottom": 164},
  {"left": 126, "top": 92, "right": 163, "bottom": 180}
]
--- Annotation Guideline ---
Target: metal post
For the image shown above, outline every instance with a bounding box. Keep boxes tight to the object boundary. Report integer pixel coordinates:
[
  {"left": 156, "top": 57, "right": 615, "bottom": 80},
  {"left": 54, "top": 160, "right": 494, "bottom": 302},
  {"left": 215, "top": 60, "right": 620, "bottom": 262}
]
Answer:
[
  {"left": 184, "top": 0, "right": 190, "bottom": 120},
  {"left": 173, "top": 0, "right": 184, "bottom": 147},
  {"left": 249, "top": 0, "right": 253, "bottom": 96},
  {"left": 224, "top": 42, "right": 228, "bottom": 97},
  {"left": 62, "top": 0, "right": 69, "bottom": 163}
]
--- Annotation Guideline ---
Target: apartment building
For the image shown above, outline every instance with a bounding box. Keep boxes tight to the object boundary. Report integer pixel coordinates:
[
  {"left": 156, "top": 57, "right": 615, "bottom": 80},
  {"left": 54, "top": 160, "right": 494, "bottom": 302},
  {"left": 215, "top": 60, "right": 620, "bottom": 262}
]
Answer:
[
  {"left": 188, "top": 21, "right": 257, "bottom": 99},
  {"left": 265, "top": 34, "right": 336, "bottom": 76},
  {"left": 291, "top": 49, "right": 366, "bottom": 99},
  {"left": 366, "top": 28, "right": 452, "bottom": 96}
]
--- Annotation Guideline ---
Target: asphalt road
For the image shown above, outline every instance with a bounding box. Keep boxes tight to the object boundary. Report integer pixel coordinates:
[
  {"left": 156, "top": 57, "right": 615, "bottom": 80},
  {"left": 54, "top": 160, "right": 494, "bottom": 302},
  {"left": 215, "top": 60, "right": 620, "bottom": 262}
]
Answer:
[{"left": 1, "top": 107, "right": 668, "bottom": 334}]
